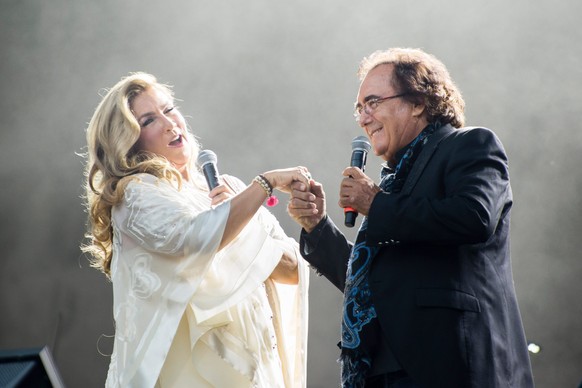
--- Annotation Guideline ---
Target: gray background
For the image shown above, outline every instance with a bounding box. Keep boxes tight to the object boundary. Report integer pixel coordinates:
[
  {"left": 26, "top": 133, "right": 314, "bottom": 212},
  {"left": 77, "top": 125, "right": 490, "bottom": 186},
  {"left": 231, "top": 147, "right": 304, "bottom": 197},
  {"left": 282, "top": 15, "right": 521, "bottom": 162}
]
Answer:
[{"left": 1, "top": 0, "right": 581, "bottom": 387}]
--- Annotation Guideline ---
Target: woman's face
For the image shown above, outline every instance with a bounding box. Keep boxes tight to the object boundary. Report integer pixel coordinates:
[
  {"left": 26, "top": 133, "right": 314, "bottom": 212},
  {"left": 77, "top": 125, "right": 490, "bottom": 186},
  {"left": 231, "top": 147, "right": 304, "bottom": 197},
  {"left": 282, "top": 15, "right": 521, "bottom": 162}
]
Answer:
[{"left": 131, "top": 86, "right": 191, "bottom": 177}]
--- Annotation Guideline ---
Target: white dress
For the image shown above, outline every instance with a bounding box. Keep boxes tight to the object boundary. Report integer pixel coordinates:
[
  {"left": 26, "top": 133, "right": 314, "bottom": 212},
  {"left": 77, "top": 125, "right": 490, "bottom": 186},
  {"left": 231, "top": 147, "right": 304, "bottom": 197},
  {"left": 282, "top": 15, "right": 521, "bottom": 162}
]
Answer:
[{"left": 105, "top": 173, "right": 309, "bottom": 388}]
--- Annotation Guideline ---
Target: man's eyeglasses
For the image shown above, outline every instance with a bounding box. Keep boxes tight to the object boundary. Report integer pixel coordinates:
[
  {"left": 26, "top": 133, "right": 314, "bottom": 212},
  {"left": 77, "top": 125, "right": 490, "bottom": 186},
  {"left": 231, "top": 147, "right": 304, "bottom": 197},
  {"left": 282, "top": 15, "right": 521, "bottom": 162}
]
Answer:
[{"left": 353, "top": 93, "right": 407, "bottom": 122}]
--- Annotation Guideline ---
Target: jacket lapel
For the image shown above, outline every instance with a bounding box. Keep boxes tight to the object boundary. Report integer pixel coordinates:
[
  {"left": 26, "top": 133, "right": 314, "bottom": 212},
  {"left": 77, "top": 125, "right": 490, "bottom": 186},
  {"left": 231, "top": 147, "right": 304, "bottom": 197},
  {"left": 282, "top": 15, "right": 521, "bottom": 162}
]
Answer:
[{"left": 401, "top": 124, "right": 457, "bottom": 195}]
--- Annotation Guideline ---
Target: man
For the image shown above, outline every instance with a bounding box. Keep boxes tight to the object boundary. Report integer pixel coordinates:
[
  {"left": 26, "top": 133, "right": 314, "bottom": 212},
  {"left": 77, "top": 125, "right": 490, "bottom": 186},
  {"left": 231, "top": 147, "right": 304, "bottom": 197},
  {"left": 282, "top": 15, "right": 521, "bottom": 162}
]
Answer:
[{"left": 288, "top": 48, "right": 534, "bottom": 387}]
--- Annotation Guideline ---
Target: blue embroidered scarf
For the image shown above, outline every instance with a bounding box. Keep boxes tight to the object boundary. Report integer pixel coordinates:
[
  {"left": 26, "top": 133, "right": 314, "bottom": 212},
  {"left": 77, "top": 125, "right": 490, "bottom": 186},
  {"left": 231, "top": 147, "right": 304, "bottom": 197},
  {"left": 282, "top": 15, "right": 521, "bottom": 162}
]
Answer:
[{"left": 340, "top": 122, "right": 438, "bottom": 387}]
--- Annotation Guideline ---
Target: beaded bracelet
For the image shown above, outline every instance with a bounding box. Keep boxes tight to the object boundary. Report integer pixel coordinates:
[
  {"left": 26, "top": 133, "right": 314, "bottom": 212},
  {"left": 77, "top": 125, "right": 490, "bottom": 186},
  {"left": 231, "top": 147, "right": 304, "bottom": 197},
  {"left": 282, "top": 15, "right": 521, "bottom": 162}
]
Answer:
[{"left": 254, "top": 174, "right": 279, "bottom": 207}]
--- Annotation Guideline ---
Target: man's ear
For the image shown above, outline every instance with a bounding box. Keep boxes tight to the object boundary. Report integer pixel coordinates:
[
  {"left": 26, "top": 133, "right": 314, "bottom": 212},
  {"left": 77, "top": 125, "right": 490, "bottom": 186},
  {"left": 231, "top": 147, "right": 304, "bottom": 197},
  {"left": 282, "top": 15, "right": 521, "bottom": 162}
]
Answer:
[{"left": 411, "top": 101, "right": 426, "bottom": 117}]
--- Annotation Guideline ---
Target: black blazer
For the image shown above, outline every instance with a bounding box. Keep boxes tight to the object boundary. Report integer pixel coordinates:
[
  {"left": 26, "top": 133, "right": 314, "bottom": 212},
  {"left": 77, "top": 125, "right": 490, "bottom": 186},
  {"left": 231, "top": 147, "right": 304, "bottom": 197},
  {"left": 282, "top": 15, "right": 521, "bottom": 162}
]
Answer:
[{"left": 301, "top": 124, "right": 534, "bottom": 387}]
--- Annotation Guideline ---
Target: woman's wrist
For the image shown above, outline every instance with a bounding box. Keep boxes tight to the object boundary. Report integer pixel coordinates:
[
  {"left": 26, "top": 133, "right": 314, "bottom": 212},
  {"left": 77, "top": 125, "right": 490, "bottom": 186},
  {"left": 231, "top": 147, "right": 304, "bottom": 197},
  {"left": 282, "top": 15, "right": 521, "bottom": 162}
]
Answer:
[
  {"left": 254, "top": 174, "right": 273, "bottom": 198},
  {"left": 253, "top": 174, "right": 278, "bottom": 207}
]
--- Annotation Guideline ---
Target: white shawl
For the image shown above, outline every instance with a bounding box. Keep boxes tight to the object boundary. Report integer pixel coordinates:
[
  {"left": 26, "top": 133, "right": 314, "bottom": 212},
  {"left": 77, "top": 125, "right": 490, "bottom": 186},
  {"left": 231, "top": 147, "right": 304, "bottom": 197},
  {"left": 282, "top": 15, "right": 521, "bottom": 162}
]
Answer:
[{"left": 105, "top": 173, "right": 308, "bottom": 387}]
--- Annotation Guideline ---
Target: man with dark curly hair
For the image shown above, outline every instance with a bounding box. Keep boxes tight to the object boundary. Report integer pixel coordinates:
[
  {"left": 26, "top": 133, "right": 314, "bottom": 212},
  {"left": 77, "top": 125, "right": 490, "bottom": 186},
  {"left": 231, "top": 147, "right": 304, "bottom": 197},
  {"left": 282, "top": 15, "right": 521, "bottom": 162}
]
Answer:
[{"left": 288, "top": 48, "right": 534, "bottom": 388}]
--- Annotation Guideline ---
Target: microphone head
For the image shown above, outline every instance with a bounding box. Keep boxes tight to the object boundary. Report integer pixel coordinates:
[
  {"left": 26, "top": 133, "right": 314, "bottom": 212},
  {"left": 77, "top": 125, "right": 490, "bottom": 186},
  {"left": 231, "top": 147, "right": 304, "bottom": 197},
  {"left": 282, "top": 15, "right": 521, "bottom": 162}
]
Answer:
[
  {"left": 196, "top": 149, "right": 217, "bottom": 169},
  {"left": 351, "top": 135, "right": 371, "bottom": 153}
]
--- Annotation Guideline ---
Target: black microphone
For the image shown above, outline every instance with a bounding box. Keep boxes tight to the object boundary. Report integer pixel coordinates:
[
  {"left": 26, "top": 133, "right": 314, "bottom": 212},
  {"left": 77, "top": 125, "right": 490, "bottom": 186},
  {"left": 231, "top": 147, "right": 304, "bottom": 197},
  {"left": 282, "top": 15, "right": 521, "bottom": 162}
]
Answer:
[
  {"left": 196, "top": 149, "right": 220, "bottom": 190},
  {"left": 344, "top": 135, "right": 371, "bottom": 227}
]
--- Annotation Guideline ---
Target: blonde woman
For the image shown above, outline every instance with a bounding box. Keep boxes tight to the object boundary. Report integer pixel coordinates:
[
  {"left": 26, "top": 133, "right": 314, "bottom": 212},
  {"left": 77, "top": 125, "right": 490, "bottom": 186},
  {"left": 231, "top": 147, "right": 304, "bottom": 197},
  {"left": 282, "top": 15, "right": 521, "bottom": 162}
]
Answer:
[{"left": 82, "top": 72, "right": 311, "bottom": 388}]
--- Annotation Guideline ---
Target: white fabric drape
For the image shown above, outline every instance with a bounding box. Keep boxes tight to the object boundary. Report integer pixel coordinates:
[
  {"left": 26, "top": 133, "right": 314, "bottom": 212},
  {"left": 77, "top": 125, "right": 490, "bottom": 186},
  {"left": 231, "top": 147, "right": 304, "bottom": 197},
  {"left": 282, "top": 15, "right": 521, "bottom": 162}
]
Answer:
[{"left": 105, "top": 173, "right": 308, "bottom": 388}]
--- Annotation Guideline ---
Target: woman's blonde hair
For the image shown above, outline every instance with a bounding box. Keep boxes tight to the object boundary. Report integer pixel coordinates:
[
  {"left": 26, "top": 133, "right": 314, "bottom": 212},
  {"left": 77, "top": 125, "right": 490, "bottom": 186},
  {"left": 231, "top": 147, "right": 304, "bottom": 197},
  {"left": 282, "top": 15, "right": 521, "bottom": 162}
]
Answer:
[{"left": 81, "top": 72, "right": 198, "bottom": 276}]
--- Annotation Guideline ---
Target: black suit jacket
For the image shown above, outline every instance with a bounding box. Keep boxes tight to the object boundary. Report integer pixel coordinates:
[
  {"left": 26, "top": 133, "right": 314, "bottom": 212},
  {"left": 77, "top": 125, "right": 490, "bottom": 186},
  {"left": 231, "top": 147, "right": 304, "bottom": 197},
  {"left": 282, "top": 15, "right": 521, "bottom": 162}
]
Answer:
[{"left": 301, "top": 124, "right": 534, "bottom": 387}]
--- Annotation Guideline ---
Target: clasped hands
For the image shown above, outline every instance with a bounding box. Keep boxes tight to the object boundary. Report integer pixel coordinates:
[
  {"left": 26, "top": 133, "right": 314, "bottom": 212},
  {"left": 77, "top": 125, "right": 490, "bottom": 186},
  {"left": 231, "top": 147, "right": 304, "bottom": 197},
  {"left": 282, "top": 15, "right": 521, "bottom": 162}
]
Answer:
[
  {"left": 287, "top": 166, "right": 381, "bottom": 233},
  {"left": 208, "top": 166, "right": 313, "bottom": 206}
]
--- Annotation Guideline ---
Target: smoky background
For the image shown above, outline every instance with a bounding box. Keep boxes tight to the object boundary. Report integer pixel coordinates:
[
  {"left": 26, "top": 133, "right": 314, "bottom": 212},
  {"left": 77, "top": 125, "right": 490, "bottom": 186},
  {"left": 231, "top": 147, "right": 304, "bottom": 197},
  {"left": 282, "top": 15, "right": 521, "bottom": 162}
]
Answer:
[{"left": 1, "top": 0, "right": 581, "bottom": 386}]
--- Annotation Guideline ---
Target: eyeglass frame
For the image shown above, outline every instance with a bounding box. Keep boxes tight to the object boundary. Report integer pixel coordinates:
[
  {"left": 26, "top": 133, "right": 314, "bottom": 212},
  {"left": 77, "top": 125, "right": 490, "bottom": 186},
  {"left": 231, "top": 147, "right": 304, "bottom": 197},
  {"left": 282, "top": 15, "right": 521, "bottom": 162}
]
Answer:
[{"left": 353, "top": 93, "right": 408, "bottom": 121}]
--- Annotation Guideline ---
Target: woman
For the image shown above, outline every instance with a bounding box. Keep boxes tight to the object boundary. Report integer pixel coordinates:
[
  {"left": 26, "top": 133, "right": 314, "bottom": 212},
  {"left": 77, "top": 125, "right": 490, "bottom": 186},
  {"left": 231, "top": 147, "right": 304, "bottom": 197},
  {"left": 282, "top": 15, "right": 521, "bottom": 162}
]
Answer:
[{"left": 82, "top": 72, "right": 311, "bottom": 387}]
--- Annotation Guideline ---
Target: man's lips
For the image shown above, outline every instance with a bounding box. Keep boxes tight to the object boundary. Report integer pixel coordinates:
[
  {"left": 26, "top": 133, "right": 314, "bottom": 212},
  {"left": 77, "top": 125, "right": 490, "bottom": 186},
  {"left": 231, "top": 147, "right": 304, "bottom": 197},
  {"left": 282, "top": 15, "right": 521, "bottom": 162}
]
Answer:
[{"left": 369, "top": 127, "right": 382, "bottom": 137}]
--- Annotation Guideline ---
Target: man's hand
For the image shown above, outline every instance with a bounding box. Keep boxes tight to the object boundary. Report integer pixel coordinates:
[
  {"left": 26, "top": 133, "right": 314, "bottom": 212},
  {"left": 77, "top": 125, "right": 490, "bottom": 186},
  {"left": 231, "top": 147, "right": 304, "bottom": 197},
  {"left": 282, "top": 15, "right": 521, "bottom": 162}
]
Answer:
[
  {"left": 287, "top": 179, "right": 326, "bottom": 233},
  {"left": 339, "top": 167, "right": 381, "bottom": 216}
]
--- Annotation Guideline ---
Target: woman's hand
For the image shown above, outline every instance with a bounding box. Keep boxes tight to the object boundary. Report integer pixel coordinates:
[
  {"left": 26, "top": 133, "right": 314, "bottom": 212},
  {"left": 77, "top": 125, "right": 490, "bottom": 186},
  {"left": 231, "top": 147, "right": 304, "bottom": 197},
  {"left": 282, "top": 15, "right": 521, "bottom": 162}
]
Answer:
[
  {"left": 208, "top": 180, "right": 235, "bottom": 206},
  {"left": 262, "top": 166, "right": 311, "bottom": 193}
]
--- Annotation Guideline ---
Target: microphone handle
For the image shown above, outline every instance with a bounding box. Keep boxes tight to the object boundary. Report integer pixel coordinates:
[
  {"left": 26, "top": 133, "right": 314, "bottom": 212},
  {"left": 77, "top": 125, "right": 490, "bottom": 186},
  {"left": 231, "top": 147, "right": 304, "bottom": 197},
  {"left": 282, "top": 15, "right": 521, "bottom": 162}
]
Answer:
[
  {"left": 344, "top": 207, "right": 358, "bottom": 228},
  {"left": 344, "top": 150, "right": 368, "bottom": 227},
  {"left": 350, "top": 150, "right": 368, "bottom": 170},
  {"left": 202, "top": 163, "right": 220, "bottom": 190}
]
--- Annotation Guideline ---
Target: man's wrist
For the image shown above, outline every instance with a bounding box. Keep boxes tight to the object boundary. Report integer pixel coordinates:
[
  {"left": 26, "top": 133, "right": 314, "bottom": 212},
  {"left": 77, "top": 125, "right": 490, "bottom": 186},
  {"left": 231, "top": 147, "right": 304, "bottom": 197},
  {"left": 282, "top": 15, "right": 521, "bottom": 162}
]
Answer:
[{"left": 302, "top": 214, "right": 327, "bottom": 235}]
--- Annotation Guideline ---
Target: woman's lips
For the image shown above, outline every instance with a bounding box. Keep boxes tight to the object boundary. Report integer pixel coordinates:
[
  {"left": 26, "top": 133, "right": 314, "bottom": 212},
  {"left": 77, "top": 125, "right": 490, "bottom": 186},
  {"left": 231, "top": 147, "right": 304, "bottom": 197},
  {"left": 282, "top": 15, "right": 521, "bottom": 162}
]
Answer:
[{"left": 168, "top": 134, "right": 183, "bottom": 146}]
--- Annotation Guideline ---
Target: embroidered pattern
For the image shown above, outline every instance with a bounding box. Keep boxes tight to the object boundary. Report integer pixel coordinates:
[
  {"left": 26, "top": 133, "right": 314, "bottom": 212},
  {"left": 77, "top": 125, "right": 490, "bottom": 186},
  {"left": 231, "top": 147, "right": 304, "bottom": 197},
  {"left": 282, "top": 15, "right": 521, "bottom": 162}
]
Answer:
[
  {"left": 341, "top": 237, "right": 379, "bottom": 349},
  {"left": 130, "top": 253, "right": 161, "bottom": 299},
  {"left": 114, "top": 302, "right": 137, "bottom": 342}
]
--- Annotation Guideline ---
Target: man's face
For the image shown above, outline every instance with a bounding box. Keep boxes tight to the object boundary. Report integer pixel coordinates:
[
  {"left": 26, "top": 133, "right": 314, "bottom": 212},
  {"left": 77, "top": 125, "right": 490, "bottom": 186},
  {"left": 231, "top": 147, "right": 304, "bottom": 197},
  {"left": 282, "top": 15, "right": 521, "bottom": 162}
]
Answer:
[{"left": 355, "top": 64, "right": 425, "bottom": 164}]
